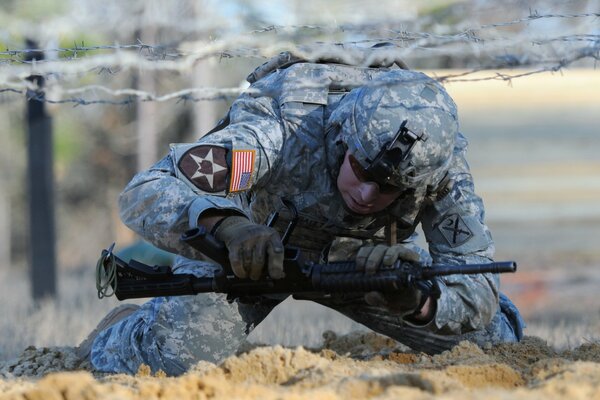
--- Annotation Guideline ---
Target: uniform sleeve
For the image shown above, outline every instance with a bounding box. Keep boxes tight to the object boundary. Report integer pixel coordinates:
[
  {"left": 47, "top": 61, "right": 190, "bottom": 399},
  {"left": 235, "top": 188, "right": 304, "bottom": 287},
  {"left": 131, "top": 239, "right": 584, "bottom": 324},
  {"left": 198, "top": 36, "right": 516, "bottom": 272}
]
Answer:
[
  {"left": 118, "top": 95, "right": 284, "bottom": 258},
  {"left": 415, "top": 132, "right": 499, "bottom": 335}
]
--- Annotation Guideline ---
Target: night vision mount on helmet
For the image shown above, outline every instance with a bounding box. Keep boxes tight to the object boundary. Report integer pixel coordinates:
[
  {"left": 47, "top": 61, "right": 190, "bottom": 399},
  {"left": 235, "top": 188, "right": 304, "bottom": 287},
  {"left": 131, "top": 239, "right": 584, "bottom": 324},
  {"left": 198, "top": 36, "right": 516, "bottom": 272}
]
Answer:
[{"left": 364, "top": 119, "right": 429, "bottom": 189}]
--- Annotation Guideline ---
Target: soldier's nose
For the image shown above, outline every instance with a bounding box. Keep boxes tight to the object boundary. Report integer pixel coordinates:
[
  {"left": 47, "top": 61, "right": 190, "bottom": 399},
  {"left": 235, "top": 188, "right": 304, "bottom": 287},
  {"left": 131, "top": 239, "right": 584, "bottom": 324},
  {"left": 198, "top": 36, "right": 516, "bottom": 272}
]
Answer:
[{"left": 358, "top": 182, "right": 379, "bottom": 203}]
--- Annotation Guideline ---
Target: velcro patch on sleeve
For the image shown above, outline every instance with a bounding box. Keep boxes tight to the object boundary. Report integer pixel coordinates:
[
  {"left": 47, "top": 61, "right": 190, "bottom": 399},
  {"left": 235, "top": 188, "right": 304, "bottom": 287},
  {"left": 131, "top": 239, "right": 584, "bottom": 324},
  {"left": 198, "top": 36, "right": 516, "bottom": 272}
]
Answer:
[
  {"left": 177, "top": 145, "right": 229, "bottom": 193},
  {"left": 229, "top": 149, "right": 256, "bottom": 192}
]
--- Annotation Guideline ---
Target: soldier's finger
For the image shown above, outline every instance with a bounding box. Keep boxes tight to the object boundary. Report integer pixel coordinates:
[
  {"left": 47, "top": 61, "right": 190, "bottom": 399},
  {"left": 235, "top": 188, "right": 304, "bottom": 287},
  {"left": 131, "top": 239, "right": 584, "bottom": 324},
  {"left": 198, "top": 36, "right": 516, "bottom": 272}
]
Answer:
[
  {"left": 366, "top": 244, "right": 387, "bottom": 275},
  {"left": 395, "top": 245, "right": 421, "bottom": 263},
  {"left": 383, "top": 245, "right": 420, "bottom": 266},
  {"left": 355, "top": 246, "right": 373, "bottom": 270},
  {"left": 249, "top": 239, "right": 267, "bottom": 281},
  {"left": 382, "top": 246, "right": 400, "bottom": 266},
  {"left": 229, "top": 247, "right": 247, "bottom": 279},
  {"left": 242, "top": 244, "right": 254, "bottom": 275},
  {"left": 267, "top": 236, "right": 285, "bottom": 279}
]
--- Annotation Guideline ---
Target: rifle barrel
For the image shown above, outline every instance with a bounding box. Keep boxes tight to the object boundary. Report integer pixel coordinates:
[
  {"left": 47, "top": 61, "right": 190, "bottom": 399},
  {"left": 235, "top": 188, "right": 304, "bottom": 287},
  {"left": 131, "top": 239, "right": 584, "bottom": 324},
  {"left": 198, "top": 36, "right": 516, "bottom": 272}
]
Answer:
[{"left": 421, "top": 261, "right": 517, "bottom": 279}]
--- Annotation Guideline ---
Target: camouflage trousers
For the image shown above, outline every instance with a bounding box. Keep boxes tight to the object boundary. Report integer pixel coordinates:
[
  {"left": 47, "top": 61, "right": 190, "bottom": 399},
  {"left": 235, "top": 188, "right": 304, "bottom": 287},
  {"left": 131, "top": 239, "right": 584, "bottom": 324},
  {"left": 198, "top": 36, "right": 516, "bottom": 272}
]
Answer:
[{"left": 90, "top": 257, "right": 525, "bottom": 376}]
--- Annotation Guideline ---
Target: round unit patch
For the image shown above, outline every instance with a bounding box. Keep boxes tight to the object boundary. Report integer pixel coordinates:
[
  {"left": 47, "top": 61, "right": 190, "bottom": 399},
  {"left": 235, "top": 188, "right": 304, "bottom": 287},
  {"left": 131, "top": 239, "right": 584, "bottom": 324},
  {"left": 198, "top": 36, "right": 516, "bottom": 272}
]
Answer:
[{"left": 178, "top": 145, "right": 228, "bottom": 193}]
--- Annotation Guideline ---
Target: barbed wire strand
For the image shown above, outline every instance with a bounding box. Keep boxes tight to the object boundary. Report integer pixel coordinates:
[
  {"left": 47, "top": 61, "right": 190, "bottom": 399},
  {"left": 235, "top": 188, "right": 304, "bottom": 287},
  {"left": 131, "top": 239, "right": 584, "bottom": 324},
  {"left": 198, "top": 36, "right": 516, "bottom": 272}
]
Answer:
[
  {"left": 1, "top": 9, "right": 598, "bottom": 58},
  {"left": 0, "top": 12, "right": 598, "bottom": 105},
  {"left": 1, "top": 43, "right": 597, "bottom": 106},
  {"left": 2, "top": 40, "right": 596, "bottom": 107},
  {"left": 1, "top": 11, "right": 599, "bottom": 61},
  {"left": 0, "top": 32, "right": 595, "bottom": 78}
]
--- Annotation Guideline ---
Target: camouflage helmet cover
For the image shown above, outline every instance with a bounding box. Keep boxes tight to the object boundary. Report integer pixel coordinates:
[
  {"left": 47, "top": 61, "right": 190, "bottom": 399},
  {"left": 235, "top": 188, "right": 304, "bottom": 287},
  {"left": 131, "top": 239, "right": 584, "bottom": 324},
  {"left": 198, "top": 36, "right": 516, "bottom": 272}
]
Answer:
[{"left": 330, "top": 70, "right": 458, "bottom": 191}]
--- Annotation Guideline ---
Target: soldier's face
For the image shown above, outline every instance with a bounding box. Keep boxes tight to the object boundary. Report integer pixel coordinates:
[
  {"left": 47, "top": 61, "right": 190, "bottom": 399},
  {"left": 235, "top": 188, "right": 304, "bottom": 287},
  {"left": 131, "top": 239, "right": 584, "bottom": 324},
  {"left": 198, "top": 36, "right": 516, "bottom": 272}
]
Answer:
[{"left": 337, "top": 150, "right": 401, "bottom": 214}]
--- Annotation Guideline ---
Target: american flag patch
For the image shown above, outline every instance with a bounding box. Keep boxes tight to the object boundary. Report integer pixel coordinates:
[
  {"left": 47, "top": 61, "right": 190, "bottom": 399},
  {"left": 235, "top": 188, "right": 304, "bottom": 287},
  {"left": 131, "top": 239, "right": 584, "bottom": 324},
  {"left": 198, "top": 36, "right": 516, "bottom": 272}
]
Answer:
[{"left": 229, "top": 149, "right": 256, "bottom": 192}]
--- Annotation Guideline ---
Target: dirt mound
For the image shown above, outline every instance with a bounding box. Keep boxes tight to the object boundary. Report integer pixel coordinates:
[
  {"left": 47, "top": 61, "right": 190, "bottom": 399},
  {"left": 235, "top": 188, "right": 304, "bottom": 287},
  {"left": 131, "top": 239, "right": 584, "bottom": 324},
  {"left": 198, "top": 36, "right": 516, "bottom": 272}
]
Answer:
[
  {"left": 0, "top": 346, "right": 88, "bottom": 379},
  {"left": 563, "top": 342, "right": 600, "bottom": 363},
  {"left": 321, "top": 330, "right": 411, "bottom": 358},
  {"left": 1, "top": 332, "right": 599, "bottom": 399}
]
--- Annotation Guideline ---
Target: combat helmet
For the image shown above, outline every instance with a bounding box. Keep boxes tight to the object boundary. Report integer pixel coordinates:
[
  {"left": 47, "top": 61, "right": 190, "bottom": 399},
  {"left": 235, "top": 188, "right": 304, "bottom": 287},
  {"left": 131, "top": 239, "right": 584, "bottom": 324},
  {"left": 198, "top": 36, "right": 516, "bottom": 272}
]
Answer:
[{"left": 328, "top": 69, "right": 458, "bottom": 194}]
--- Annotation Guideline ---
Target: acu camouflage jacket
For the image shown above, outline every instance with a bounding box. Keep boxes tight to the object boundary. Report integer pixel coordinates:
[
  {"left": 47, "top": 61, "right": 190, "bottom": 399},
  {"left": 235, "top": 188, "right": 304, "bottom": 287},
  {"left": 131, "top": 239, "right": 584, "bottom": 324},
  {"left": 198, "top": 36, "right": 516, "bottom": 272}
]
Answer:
[{"left": 118, "top": 62, "right": 499, "bottom": 336}]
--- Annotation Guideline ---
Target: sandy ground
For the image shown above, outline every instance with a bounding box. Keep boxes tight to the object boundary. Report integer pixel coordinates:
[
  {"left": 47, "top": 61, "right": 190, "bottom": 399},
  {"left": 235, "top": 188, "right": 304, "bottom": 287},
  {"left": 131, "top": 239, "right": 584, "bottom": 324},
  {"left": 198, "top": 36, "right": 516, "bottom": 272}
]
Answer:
[{"left": 1, "top": 330, "right": 599, "bottom": 399}]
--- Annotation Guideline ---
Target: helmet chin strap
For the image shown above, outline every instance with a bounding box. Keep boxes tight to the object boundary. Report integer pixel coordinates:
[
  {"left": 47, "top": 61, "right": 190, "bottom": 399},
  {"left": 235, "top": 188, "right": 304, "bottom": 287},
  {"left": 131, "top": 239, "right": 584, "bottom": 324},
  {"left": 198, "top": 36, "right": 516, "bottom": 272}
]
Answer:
[{"left": 385, "top": 219, "right": 398, "bottom": 246}]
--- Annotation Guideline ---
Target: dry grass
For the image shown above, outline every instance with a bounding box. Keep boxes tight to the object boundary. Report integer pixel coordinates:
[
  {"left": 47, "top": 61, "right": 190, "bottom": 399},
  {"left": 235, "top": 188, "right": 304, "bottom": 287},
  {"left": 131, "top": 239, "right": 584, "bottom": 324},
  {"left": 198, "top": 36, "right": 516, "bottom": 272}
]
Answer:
[{"left": 0, "top": 267, "right": 124, "bottom": 361}]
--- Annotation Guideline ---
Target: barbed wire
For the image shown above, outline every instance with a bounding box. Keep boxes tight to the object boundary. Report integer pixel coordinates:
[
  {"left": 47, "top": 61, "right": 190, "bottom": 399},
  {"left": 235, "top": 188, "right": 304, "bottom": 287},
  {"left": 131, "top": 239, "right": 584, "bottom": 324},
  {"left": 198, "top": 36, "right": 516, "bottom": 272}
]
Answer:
[
  {"left": 476, "top": 10, "right": 600, "bottom": 29},
  {"left": 2, "top": 11, "right": 598, "bottom": 59},
  {"left": 0, "top": 11, "right": 598, "bottom": 106},
  {"left": 2, "top": 39, "right": 596, "bottom": 107},
  {"left": 2, "top": 50, "right": 598, "bottom": 106}
]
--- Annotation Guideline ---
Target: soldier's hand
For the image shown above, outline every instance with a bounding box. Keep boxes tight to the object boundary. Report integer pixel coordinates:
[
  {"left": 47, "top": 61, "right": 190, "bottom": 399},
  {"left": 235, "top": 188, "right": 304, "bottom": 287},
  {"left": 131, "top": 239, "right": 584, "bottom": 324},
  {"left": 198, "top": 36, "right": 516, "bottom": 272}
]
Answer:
[
  {"left": 213, "top": 216, "right": 285, "bottom": 280},
  {"left": 356, "top": 243, "right": 429, "bottom": 317},
  {"left": 355, "top": 243, "right": 421, "bottom": 274}
]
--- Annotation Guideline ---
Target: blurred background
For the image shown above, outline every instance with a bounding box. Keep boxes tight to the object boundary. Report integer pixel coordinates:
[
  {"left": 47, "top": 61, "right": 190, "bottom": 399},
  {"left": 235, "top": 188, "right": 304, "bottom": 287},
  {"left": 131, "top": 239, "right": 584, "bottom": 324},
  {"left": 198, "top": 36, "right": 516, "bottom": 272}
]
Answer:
[{"left": 0, "top": 0, "right": 599, "bottom": 361}]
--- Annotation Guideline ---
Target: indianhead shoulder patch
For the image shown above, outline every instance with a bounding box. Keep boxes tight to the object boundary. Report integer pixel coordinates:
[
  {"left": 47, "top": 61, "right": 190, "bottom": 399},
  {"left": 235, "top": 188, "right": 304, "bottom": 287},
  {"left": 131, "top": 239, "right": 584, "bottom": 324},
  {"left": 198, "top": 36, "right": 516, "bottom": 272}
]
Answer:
[{"left": 178, "top": 145, "right": 228, "bottom": 193}]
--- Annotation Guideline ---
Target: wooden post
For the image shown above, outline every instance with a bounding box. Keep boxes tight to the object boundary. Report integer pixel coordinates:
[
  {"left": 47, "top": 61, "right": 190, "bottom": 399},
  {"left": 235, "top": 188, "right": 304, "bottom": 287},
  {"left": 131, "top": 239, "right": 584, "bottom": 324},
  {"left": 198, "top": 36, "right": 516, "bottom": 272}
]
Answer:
[
  {"left": 0, "top": 97, "right": 11, "bottom": 269},
  {"left": 25, "top": 39, "right": 56, "bottom": 300}
]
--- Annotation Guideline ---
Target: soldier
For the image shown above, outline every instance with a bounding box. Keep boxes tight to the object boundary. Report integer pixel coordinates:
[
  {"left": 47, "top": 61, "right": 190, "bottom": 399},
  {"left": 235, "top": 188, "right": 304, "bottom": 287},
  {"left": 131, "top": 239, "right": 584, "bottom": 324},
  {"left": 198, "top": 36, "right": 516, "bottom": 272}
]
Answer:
[{"left": 79, "top": 50, "right": 524, "bottom": 375}]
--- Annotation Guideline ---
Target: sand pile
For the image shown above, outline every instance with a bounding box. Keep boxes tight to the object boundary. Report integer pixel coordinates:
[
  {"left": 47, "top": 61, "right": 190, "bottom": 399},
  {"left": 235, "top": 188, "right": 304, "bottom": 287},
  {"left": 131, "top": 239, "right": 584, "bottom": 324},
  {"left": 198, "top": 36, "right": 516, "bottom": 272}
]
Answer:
[{"left": 1, "top": 332, "right": 599, "bottom": 399}]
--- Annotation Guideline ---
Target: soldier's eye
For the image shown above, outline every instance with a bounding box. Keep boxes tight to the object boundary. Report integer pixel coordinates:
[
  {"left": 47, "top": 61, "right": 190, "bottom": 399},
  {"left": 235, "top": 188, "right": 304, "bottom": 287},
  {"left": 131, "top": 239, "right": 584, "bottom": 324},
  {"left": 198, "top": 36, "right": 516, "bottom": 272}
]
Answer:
[
  {"left": 349, "top": 154, "right": 401, "bottom": 194},
  {"left": 348, "top": 155, "right": 372, "bottom": 182}
]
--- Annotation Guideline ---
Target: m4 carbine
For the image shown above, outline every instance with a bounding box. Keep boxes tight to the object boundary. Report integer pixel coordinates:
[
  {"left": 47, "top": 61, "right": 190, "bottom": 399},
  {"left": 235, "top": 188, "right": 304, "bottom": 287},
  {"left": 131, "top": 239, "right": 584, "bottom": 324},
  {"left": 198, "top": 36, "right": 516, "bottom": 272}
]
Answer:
[{"left": 96, "top": 226, "right": 517, "bottom": 301}]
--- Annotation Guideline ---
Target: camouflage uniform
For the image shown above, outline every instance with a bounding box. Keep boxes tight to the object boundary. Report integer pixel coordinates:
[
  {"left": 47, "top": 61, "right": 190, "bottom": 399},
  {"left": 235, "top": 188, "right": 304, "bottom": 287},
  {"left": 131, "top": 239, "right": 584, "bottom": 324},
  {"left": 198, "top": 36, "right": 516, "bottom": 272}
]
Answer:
[{"left": 91, "top": 61, "right": 524, "bottom": 375}]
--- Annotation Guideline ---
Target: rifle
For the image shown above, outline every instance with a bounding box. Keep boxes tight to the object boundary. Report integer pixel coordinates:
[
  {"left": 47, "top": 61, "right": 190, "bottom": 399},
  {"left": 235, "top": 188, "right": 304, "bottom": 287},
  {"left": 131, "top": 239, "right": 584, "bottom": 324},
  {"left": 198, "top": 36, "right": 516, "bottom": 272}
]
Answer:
[{"left": 96, "top": 225, "right": 517, "bottom": 301}]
